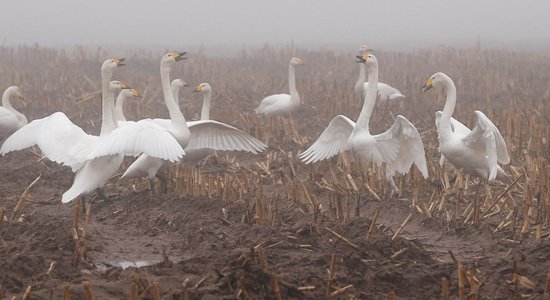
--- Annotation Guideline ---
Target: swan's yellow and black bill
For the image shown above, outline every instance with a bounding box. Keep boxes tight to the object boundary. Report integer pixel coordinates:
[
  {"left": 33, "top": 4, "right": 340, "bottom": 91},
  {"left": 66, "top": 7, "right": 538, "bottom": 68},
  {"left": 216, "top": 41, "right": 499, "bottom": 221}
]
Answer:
[
  {"left": 194, "top": 84, "right": 204, "bottom": 92},
  {"left": 174, "top": 52, "right": 187, "bottom": 61},
  {"left": 130, "top": 89, "right": 142, "bottom": 98},
  {"left": 114, "top": 58, "right": 126, "bottom": 67},
  {"left": 421, "top": 79, "right": 433, "bottom": 92},
  {"left": 355, "top": 54, "right": 369, "bottom": 63},
  {"left": 120, "top": 82, "right": 130, "bottom": 89}
]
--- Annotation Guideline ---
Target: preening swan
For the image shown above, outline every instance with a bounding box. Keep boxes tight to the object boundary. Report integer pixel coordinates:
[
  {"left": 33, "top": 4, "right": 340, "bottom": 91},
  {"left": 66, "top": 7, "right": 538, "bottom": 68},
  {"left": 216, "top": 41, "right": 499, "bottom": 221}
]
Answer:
[
  {"left": 0, "top": 59, "right": 126, "bottom": 172},
  {"left": 255, "top": 57, "right": 304, "bottom": 116},
  {"left": 121, "top": 80, "right": 267, "bottom": 184},
  {"left": 422, "top": 72, "right": 510, "bottom": 181},
  {"left": 0, "top": 86, "right": 27, "bottom": 140},
  {"left": 301, "top": 53, "right": 428, "bottom": 194}
]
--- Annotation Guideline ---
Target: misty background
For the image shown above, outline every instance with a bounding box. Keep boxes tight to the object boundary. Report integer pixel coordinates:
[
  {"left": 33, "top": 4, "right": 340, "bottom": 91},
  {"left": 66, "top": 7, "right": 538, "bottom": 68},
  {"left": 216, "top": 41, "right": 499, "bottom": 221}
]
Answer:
[{"left": 1, "top": 0, "right": 550, "bottom": 54}]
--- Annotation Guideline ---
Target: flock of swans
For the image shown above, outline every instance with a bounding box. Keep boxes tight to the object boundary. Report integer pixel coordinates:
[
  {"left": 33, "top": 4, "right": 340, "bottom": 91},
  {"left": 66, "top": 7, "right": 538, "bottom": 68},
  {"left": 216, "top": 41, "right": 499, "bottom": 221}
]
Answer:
[{"left": 0, "top": 46, "right": 511, "bottom": 206}]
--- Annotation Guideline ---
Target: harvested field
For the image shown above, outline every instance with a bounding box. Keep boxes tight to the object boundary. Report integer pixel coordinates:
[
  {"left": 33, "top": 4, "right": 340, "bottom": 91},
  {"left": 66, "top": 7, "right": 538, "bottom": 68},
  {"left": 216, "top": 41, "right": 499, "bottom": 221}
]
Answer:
[{"left": 1, "top": 45, "right": 549, "bottom": 299}]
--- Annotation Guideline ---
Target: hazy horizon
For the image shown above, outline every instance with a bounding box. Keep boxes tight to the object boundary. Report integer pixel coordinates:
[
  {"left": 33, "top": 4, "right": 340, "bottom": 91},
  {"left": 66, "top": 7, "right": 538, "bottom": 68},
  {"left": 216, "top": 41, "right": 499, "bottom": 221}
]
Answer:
[{"left": 2, "top": 0, "right": 550, "bottom": 53}]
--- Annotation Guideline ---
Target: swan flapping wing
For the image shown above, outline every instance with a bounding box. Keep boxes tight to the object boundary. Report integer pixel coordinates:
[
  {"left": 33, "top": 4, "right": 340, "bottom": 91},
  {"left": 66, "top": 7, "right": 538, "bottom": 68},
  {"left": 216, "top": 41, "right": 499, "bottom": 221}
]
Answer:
[
  {"left": 300, "top": 115, "right": 355, "bottom": 164},
  {"left": 0, "top": 112, "right": 97, "bottom": 171},
  {"left": 373, "top": 115, "right": 428, "bottom": 178},
  {"left": 90, "top": 119, "right": 185, "bottom": 162},
  {"left": 463, "top": 111, "right": 510, "bottom": 180},
  {"left": 186, "top": 120, "right": 267, "bottom": 153}
]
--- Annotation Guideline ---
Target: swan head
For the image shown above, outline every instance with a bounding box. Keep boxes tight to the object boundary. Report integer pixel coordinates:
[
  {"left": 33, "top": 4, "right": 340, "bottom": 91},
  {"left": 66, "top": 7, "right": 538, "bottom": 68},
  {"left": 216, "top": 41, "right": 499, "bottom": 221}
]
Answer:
[
  {"left": 355, "top": 53, "right": 378, "bottom": 69},
  {"left": 161, "top": 52, "right": 187, "bottom": 68},
  {"left": 4, "top": 86, "right": 25, "bottom": 101},
  {"left": 101, "top": 58, "right": 125, "bottom": 72},
  {"left": 289, "top": 57, "right": 305, "bottom": 66},
  {"left": 193, "top": 83, "right": 211, "bottom": 93},
  {"left": 171, "top": 79, "right": 188, "bottom": 89},
  {"left": 109, "top": 81, "right": 129, "bottom": 93},
  {"left": 421, "top": 72, "right": 451, "bottom": 93},
  {"left": 119, "top": 88, "right": 142, "bottom": 98},
  {"left": 358, "top": 45, "right": 374, "bottom": 54}
]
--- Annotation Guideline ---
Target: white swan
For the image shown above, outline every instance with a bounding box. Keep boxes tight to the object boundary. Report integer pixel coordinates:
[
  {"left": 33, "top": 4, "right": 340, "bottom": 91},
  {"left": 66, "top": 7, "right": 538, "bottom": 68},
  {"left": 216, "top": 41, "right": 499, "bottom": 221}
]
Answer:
[
  {"left": 255, "top": 57, "right": 304, "bottom": 116},
  {"left": 353, "top": 46, "right": 405, "bottom": 104},
  {"left": 422, "top": 72, "right": 510, "bottom": 181},
  {"left": 114, "top": 87, "right": 142, "bottom": 122},
  {"left": 91, "top": 52, "right": 189, "bottom": 163},
  {"left": 121, "top": 80, "right": 267, "bottom": 183},
  {"left": 0, "top": 86, "right": 27, "bottom": 140},
  {"left": 301, "top": 53, "right": 428, "bottom": 194},
  {"left": 0, "top": 59, "right": 126, "bottom": 172}
]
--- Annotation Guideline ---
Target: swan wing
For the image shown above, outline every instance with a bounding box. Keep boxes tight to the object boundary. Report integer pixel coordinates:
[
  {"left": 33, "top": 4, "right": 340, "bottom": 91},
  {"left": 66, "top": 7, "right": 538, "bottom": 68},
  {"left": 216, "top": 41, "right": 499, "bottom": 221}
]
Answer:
[
  {"left": 373, "top": 115, "right": 428, "bottom": 178},
  {"left": 0, "top": 112, "right": 97, "bottom": 171},
  {"left": 91, "top": 119, "right": 185, "bottom": 162},
  {"left": 186, "top": 120, "right": 267, "bottom": 153},
  {"left": 463, "top": 111, "right": 510, "bottom": 180},
  {"left": 300, "top": 115, "right": 355, "bottom": 164}
]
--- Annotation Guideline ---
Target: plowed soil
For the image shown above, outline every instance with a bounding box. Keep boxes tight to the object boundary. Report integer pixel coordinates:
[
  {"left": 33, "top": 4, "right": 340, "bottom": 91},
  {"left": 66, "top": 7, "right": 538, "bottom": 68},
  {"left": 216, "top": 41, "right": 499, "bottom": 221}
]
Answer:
[{"left": 1, "top": 47, "right": 550, "bottom": 299}]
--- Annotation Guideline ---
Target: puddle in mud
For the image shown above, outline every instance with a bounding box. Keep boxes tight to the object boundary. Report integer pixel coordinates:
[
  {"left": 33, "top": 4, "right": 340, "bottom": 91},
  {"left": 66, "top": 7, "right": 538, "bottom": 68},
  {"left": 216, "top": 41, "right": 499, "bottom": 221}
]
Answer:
[{"left": 96, "top": 257, "right": 181, "bottom": 271}]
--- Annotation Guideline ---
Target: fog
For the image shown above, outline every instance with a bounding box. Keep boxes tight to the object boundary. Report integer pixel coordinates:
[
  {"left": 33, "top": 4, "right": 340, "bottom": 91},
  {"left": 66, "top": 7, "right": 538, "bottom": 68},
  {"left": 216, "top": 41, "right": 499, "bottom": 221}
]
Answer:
[{"left": 2, "top": 0, "right": 550, "bottom": 52}]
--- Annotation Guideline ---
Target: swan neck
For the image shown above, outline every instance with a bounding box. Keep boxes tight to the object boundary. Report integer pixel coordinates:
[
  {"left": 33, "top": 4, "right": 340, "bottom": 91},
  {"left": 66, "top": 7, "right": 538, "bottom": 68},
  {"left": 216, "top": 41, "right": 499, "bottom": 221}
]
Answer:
[
  {"left": 114, "top": 93, "right": 126, "bottom": 122},
  {"left": 2, "top": 90, "right": 14, "bottom": 110},
  {"left": 161, "top": 66, "right": 187, "bottom": 128},
  {"left": 289, "top": 64, "right": 299, "bottom": 101},
  {"left": 354, "top": 64, "right": 378, "bottom": 132},
  {"left": 100, "top": 69, "right": 116, "bottom": 136},
  {"left": 201, "top": 89, "right": 211, "bottom": 120},
  {"left": 171, "top": 85, "right": 181, "bottom": 106},
  {"left": 439, "top": 77, "right": 457, "bottom": 134},
  {"left": 354, "top": 63, "right": 366, "bottom": 95}
]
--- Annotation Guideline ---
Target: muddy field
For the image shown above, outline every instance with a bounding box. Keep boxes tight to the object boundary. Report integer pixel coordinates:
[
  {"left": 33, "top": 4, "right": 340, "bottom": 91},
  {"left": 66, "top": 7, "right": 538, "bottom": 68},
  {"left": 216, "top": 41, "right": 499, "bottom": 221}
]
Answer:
[{"left": 1, "top": 45, "right": 549, "bottom": 299}]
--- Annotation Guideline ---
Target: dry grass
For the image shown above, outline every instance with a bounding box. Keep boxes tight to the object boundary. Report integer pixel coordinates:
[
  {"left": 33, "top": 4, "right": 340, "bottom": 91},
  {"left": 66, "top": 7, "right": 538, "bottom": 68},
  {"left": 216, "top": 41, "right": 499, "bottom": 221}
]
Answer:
[{"left": 1, "top": 44, "right": 549, "bottom": 239}]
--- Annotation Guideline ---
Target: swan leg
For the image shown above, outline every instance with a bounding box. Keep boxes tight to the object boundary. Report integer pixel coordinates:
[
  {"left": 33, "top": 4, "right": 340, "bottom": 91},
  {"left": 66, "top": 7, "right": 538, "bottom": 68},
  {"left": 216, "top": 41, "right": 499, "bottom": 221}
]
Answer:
[
  {"left": 388, "top": 177, "right": 400, "bottom": 198},
  {"left": 157, "top": 173, "right": 168, "bottom": 194},
  {"left": 96, "top": 188, "right": 110, "bottom": 202}
]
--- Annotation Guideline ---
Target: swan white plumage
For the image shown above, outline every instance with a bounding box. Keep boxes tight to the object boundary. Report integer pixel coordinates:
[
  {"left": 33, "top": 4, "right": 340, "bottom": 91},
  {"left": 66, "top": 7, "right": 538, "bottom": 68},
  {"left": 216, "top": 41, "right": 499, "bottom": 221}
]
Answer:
[
  {"left": 255, "top": 57, "right": 304, "bottom": 116},
  {"left": 1, "top": 59, "right": 126, "bottom": 171},
  {"left": 0, "top": 86, "right": 27, "bottom": 140},
  {"left": 122, "top": 81, "right": 267, "bottom": 182},
  {"left": 2, "top": 81, "right": 129, "bottom": 173},
  {"left": 434, "top": 111, "right": 470, "bottom": 167},
  {"left": 353, "top": 46, "right": 405, "bottom": 104},
  {"left": 301, "top": 53, "right": 428, "bottom": 194},
  {"left": 422, "top": 72, "right": 510, "bottom": 181},
  {"left": 91, "top": 52, "right": 189, "bottom": 163}
]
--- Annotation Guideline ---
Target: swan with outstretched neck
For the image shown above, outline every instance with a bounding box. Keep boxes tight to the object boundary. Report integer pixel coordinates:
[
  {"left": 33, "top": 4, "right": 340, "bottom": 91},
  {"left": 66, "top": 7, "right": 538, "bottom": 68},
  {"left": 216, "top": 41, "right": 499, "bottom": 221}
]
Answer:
[
  {"left": 0, "top": 86, "right": 27, "bottom": 140},
  {"left": 301, "top": 53, "right": 428, "bottom": 195},
  {"left": 255, "top": 57, "right": 304, "bottom": 116},
  {"left": 422, "top": 72, "right": 510, "bottom": 181}
]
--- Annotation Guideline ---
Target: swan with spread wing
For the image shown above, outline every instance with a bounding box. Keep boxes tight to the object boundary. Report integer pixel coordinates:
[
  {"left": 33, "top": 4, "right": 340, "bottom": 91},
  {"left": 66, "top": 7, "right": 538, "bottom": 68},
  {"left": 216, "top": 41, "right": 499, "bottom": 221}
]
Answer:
[
  {"left": 301, "top": 53, "right": 428, "bottom": 195},
  {"left": 422, "top": 72, "right": 510, "bottom": 181}
]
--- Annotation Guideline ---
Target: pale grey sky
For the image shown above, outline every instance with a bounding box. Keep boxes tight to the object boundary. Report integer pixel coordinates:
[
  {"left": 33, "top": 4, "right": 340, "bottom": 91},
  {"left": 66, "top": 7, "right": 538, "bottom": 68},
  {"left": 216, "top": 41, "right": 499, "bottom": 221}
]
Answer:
[{"left": 1, "top": 0, "right": 549, "bottom": 51}]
